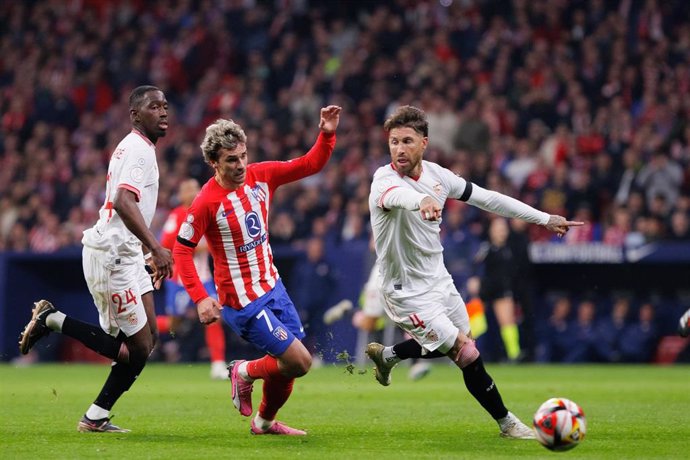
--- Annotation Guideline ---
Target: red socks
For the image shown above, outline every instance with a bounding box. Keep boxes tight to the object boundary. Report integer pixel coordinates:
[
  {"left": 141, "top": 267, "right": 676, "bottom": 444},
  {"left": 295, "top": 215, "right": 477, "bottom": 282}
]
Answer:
[
  {"left": 246, "top": 355, "right": 295, "bottom": 421},
  {"left": 156, "top": 315, "right": 171, "bottom": 334},
  {"left": 259, "top": 376, "right": 295, "bottom": 421},
  {"left": 204, "top": 321, "right": 226, "bottom": 362},
  {"left": 246, "top": 355, "right": 282, "bottom": 380}
]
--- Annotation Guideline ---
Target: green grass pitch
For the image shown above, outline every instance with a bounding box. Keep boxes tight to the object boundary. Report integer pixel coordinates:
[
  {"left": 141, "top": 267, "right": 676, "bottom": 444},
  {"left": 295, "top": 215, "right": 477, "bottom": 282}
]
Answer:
[{"left": 1, "top": 363, "right": 688, "bottom": 459}]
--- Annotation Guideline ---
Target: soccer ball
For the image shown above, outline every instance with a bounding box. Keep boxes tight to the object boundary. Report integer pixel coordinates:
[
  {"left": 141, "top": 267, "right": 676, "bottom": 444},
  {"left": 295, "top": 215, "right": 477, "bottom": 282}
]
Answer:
[{"left": 532, "top": 397, "right": 586, "bottom": 451}]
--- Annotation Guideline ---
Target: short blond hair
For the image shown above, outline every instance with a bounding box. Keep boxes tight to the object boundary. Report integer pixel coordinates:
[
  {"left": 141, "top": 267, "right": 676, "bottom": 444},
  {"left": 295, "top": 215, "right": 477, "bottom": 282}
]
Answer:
[{"left": 200, "top": 119, "right": 247, "bottom": 164}]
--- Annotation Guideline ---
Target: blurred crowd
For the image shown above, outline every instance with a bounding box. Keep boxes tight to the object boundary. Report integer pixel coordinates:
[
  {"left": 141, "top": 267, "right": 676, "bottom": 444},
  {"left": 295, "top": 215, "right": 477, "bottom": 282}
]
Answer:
[
  {"left": 4, "top": 0, "right": 690, "bottom": 363},
  {"left": 535, "top": 295, "right": 659, "bottom": 363},
  {"left": 1, "top": 0, "right": 690, "bottom": 256}
]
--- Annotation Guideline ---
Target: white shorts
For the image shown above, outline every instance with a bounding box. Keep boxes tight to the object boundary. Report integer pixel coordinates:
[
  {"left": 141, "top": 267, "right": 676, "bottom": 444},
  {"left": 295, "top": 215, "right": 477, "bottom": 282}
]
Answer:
[
  {"left": 383, "top": 276, "right": 469, "bottom": 354},
  {"left": 361, "top": 263, "right": 386, "bottom": 318},
  {"left": 82, "top": 246, "right": 153, "bottom": 337}
]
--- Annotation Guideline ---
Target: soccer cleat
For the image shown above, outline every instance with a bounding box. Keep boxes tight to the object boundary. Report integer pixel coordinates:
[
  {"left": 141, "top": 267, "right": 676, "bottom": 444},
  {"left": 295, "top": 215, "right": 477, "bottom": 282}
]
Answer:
[
  {"left": 499, "top": 412, "right": 536, "bottom": 439},
  {"left": 250, "top": 419, "right": 306, "bottom": 436},
  {"left": 323, "top": 299, "right": 353, "bottom": 325},
  {"left": 210, "top": 360, "right": 229, "bottom": 380},
  {"left": 77, "top": 415, "right": 130, "bottom": 433},
  {"left": 365, "top": 342, "right": 397, "bottom": 386},
  {"left": 229, "top": 360, "right": 254, "bottom": 416},
  {"left": 408, "top": 361, "right": 432, "bottom": 381},
  {"left": 18, "top": 300, "right": 57, "bottom": 355},
  {"left": 679, "top": 309, "right": 690, "bottom": 338}
]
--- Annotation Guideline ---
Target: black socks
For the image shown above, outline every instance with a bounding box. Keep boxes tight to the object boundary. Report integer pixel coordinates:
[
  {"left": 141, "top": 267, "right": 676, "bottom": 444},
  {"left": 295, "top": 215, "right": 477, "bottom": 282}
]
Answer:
[
  {"left": 62, "top": 317, "right": 122, "bottom": 360},
  {"left": 392, "top": 339, "right": 445, "bottom": 360},
  {"left": 94, "top": 360, "right": 146, "bottom": 410},
  {"left": 461, "top": 356, "right": 508, "bottom": 420}
]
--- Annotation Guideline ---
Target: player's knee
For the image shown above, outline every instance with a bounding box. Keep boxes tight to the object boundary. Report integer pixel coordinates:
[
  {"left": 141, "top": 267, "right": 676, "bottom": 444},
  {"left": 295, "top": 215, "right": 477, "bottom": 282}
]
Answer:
[
  {"left": 455, "top": 340, "right": 480, "bottom": 369},
  {"left": 127, "top": 337, "right": 154, "bottom": 365},
  {"left": 293, "top": 352, "right": 312, "bottom": 377},
  {"left": 284, "top": 350, "right": 311, "bottom": 378}
]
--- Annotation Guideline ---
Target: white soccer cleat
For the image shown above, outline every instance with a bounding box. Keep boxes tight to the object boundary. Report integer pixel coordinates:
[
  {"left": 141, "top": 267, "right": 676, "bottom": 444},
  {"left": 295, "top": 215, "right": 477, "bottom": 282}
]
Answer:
[
  {"left": 323, "top": 299, "right": 353, "bottom": 325},
  {"left": 499, "top": 411, "right": 536, "bottom": 439}
]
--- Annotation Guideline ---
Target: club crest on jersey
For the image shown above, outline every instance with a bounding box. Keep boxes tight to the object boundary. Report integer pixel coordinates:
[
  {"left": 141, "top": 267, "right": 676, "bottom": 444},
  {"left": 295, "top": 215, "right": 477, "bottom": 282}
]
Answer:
[
  {"left": 273, "top": 326, "right": 288, "bottom": 341},
  {"left": 425, "top": 329, "right": 439, "bottom": 342},
  {"left": 433, "top": 182, "right": 443, "bottom": 196},
  {"left": 250, "top": 185, "right": 266, "bottom": 202},
  {"left": 126, "top": 313, "right": 138, "bottom": 326}
]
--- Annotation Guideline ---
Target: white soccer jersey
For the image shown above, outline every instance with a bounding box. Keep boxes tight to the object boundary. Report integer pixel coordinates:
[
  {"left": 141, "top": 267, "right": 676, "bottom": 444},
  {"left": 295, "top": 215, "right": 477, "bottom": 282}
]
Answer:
[
  {"left": 369, "top": 160, "right": 549, "bottom": 298},
  {"left": 369, "top": 161, "right": 466, "bottom": 297},
  {"left": 82, "top": 129, "right": 159, "bottom": 263}
]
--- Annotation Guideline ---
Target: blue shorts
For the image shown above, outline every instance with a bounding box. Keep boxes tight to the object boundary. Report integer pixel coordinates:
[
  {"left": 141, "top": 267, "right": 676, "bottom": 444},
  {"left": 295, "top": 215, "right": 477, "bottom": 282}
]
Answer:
[
  {"left": 221, "top": 279, "right": 305, "bottom": 356},
  {"left": 165, "top": 279, "right": 217, "bottom": 316}
]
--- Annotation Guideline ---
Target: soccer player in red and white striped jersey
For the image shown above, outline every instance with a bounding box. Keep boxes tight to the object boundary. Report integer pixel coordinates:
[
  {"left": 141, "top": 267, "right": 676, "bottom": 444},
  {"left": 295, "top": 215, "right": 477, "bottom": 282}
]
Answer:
[{"left": 173, "top": 105, "right": 341, "bottom": 435}]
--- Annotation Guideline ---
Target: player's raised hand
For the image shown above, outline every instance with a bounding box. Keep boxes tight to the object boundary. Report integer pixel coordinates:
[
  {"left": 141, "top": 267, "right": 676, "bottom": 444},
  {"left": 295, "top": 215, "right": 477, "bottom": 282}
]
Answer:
[
  {"left": 197, "top": 297, "right": 222, "bottom": 324},
  {"left": 319, "top": 105, "right": 342, "bottom": 133},
  {"left": 544, "top": 215, "right": 585, "bottom": 238},
  {"left": 419, "top": 196, "right": 443, "bottom": 221}
]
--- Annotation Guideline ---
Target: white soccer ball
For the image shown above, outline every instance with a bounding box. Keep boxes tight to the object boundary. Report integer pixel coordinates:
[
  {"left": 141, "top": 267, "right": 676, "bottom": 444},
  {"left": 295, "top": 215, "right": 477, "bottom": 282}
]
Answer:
[{"left": 532, "top": 397, "right": 586, "bottom": 451}]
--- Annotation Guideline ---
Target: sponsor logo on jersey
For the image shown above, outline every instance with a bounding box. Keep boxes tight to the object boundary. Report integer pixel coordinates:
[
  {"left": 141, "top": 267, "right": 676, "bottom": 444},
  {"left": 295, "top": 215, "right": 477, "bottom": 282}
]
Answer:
[
  {"left": 273, "top": 326, "right": 288, "bottom": 341},
  {"left": 238, "top": 233, "right": 267, "bottom": 253},
  {"left": 245, "top": 211, "right": 262, "bottom": 238}
]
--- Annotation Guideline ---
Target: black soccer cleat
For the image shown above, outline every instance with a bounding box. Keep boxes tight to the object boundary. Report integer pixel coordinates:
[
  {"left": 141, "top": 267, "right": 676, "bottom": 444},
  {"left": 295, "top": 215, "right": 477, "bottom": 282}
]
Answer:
[{"left": 18, "top": 300, "right": 56, "bottom": 355}]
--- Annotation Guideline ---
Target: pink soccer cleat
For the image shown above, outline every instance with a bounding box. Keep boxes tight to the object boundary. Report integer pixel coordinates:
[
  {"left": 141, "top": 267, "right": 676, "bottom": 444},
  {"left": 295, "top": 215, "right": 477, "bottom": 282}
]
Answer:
[
  {"left": 250, "top": 419, "right": 307, "bottom": 436},
  {"left": 229, "top": 360, "right": 253, "bottom": 416}
]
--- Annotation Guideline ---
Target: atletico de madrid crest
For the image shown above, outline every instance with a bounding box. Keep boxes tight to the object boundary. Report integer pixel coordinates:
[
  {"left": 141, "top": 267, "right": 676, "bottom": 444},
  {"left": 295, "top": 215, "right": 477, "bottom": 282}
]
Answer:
[
  {"left": 251, "top": 185, "right": 266, "bottom": 202},
  {"left": 273, "top": 326, "right": 288, "bottom": 341}
]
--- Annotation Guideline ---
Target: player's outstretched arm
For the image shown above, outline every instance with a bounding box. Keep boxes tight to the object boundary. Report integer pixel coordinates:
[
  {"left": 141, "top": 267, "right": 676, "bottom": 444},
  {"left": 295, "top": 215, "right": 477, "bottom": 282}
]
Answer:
[
  {"left": 543, "top": 215, "right": 584, "bottom": 237},
  {"left": 319, "top": 105, "right": 342, "bottom": 133}
]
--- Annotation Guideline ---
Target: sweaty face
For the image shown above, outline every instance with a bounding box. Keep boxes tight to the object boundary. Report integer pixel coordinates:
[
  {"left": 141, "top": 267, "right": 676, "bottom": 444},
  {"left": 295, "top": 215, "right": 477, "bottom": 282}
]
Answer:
[
  {"left": 133, "top": 90, "right": 168, "bottom": 141},
  {"left": 388, "top": 127, "right": 427, "bottom": 178},
  {"left": 214, "top": 144, "right": 248, "bottom": 189}
]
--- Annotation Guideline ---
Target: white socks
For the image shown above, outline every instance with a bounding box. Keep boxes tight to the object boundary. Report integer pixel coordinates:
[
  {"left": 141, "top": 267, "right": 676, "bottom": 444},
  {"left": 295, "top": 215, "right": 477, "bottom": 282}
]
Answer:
[
  {"left": 237, "top": 361, "right": 254, "bottom": 382},
  {"left": 46, "top": 311, "right": 66, "bottom": 332},
  {"left": 86, "top": 404, "right": 109, "bottom": 421},
  {"left": 381, "top": 346, "right": 401, "bottom": 366},
  {"left": 254, "top": 414, "right": 273, "bottom": 431}
]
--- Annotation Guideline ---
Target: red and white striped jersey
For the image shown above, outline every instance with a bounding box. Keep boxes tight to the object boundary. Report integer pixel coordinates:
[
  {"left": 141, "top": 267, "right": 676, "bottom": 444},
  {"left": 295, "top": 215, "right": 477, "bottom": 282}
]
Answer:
[
  {"left": 173, "top": 132, "right": 336, "bottom": 310},
  {"left": 160, "top": 205, "right": 212, "bottom": 283}
]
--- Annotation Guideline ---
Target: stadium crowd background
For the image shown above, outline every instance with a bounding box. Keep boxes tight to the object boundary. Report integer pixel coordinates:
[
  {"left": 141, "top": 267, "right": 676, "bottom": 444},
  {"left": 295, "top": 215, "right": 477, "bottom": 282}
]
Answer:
[{"left": 1, "top": 0, "right": 689, "bottom": 363}]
